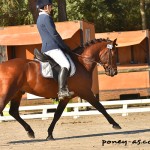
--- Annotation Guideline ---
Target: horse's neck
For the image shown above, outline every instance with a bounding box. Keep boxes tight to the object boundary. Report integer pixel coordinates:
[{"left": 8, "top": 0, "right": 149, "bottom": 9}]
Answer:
[
  {"left": 74, "top": 41, "right": 106, "bottom": 72},
  {"left": 79, "top": 46, "right": 100, "bottom": 72}
]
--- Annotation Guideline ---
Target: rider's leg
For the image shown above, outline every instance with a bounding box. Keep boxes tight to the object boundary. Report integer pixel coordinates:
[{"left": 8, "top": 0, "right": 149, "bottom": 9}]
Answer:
[
  {"left": 44, "top": 49, "right": 73, "bottom": 99},
  {"left": 57, "top": 67, "right": 71, "bottom": 99}
]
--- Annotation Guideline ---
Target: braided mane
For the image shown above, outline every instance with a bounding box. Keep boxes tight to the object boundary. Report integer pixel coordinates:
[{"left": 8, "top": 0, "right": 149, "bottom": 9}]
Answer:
[{"left": 72, "top": 38, "right": 112, "bottom": 54}]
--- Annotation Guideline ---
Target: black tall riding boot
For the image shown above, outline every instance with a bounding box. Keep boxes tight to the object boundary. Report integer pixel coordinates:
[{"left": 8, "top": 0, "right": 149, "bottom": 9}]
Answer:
[{"left": 58, "top": 67, "right": 74, "bottom": 100}]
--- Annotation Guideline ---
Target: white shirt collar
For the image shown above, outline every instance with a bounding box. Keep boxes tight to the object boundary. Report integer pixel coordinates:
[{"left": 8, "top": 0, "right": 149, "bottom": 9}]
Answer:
[{"left": 39, "top": 11, "right": 49, "bottom": 16}]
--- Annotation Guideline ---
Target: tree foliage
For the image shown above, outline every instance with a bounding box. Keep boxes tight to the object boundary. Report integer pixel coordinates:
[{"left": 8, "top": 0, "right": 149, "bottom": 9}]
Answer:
[
  {"left": 0, "top": 0, "right": 34, "bottom": 26},
  {"left": 0, "top": 0, "right": 150, "bottom": 32}
]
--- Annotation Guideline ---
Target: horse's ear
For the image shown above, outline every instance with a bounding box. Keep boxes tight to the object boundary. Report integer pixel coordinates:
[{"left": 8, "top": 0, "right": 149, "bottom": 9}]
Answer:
[{"left": 113, "top": 38, "right": 118, "bottom": 46}]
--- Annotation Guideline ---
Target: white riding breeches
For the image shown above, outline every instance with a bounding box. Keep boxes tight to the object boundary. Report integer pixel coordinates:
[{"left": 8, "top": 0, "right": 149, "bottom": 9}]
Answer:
[{"left": 44, "top": 49, "right": 70, "bottom": 70}]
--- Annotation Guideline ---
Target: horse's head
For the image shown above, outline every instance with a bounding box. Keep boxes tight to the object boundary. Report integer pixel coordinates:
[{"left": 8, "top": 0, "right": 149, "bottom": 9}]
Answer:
[
  {"left": 73, "top": 38, "right": 118, "bottom": 77},
  {"left": 99, "top": 39, "right": 118, "bottom": 77}
]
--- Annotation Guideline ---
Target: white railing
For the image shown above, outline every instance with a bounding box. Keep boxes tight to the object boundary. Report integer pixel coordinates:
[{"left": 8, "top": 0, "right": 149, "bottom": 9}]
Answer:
[{"left": 0, "top": 99, "right": 150, "bottom": 121}]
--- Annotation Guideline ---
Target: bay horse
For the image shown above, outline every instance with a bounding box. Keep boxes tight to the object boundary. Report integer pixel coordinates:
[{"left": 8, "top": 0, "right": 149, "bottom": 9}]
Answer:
[{"left": 0, "top": 38, "right": 121, "bottom": 140}]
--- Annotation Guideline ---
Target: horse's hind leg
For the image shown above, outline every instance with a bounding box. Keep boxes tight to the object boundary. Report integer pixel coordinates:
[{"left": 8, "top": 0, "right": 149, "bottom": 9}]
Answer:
[
  {"left": 9, "top": 91, "right": 35, "bottom": 138},
  {"left": 46, "top": 98, "right": 70, "bottom": 140},
  {"left": 0, "top": 98, "right": 7, "bottom": 115},
  {"left": 0, "top": 95, "right": 11, "bottom": 115},
  {"left": 81, "top": 91, "right": 121, "bottom": 129}
]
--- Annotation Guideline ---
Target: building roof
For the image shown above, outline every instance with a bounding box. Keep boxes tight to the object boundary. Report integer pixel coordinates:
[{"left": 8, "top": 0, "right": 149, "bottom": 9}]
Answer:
[
  {"left": 0, "top": 21, "right": 81, "bottom": 46},
  {"left": 95, "top": 30, "right": 149, "bottom": 47}
]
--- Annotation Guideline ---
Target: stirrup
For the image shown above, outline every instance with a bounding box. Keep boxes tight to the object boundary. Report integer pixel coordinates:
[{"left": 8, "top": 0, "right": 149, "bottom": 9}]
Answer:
[{"left": 58, "top": 90, "right": 74, "bottom": 100}]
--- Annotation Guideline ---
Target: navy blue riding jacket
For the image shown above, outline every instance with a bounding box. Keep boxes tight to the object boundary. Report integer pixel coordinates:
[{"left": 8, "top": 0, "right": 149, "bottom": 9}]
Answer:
[{"left": 36, "top": 12, "right": 70, "bottom": 53}]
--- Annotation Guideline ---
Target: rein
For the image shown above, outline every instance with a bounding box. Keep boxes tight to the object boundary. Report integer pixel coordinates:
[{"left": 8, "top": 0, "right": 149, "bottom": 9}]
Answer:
[
  {"left": 72, "top": 43, "right": 114, "bottom": 66},
  {"left": 72, "top": 52, "right": 102, "bottom": 66}
]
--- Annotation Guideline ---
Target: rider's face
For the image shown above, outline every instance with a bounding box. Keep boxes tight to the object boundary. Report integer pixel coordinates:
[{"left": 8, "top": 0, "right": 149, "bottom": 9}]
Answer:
[{"left": 44, "top": 4, "right": 52, "bottom": 14}]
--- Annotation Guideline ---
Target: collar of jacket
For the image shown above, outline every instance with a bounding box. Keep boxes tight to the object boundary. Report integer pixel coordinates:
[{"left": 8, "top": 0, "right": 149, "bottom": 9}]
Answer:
[{"left": 39, "top": 11, "right": 49, "bottom": 16}]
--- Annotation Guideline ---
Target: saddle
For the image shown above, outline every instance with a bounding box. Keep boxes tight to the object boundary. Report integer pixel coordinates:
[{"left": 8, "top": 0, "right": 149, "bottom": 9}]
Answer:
[{"left": 34, "top": 49, "right": 76, "bottom": 81}]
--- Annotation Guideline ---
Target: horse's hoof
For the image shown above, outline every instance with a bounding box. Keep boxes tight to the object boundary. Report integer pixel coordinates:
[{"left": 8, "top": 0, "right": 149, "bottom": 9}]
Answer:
[
  {"left": 27, "top": 131, "right": 35, "bottom": 138},
  {"left": 113, "top": 124, "right": 122, "bottom": 129},
  {"left": 46, "top": 135, "right": 55, "bottom": 141}
]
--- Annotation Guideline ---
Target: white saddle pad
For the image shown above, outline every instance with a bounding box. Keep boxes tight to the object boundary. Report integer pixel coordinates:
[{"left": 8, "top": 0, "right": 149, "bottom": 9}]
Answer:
[{"left": 36, "top": 54, "right": 76, "bottom": 78}]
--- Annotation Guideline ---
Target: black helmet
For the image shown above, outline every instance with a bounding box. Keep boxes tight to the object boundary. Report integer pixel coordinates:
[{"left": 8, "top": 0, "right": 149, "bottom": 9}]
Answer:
[{"left": 36, "top": 0, "right": 52, "bottom": 9}]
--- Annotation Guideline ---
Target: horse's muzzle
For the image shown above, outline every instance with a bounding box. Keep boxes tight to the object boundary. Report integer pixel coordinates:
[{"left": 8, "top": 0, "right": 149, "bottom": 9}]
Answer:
[{"left": 105, "top": 68, "right": 118, "bottom": 77}]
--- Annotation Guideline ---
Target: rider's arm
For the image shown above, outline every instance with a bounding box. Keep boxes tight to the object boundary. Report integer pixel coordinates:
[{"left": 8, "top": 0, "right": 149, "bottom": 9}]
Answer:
[{"left": 44, "top": 15, "right": 71, "bottom": 53}]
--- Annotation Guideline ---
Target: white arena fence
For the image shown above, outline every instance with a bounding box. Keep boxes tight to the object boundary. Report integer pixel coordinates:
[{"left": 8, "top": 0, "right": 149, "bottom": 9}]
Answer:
[{"left": 0, "top": 99, "right": 150, "bottom": 121}]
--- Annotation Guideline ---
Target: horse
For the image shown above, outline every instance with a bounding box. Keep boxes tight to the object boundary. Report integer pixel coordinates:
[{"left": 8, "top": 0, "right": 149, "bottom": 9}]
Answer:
[{"left": 0, "top": 38, "right": 121, "bottom": 141}]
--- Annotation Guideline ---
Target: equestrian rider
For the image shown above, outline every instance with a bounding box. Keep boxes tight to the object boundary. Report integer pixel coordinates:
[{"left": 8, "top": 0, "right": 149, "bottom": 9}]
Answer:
[{"left": 36, "top": 0, "right": 73, "bottom": 100}]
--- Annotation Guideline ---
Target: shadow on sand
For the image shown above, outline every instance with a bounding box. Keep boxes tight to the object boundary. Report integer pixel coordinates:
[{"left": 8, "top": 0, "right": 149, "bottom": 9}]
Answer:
[{"left": 8, "top": 128, "right": 150, "bottom": 144}]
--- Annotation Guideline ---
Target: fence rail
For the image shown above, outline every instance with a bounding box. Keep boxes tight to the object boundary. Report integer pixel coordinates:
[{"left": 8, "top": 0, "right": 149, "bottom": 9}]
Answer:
[{"left": 0, "top": 99, "right": 150, "bottom": 121}]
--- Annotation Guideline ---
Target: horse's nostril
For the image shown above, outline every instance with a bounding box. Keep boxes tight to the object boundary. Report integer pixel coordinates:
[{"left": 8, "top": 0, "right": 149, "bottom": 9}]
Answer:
[{"left": 110, "top": 69, "right": 117, "bottom": 76}]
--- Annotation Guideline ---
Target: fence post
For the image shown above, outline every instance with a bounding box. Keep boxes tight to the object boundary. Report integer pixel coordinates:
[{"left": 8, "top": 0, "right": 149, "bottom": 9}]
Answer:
[
  {"left": 73, "top": 107, "right": 79, "bottom": 119},
  {"left": 42, "top": 108, "right": 48, "bottom": 120},
  {"left": 122, "top": 104, "right": 128, "bottom": 116}
]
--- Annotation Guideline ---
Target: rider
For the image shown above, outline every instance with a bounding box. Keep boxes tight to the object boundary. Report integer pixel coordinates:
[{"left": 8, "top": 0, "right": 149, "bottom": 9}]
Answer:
[{"left": 36, "top": 0, "right": 73, "bottom": 100}]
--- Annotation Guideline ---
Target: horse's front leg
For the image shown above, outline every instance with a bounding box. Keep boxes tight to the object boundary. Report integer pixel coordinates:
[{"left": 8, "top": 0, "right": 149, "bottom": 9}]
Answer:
[
  {"left": 9, "top": 92, "right": 35, "bottom": 138},
  {"left": 46, "top": 98, "right": 70, "bottom": 140},
  {"left": 80, "top": 90, "right": 121, "bottom": 129}
]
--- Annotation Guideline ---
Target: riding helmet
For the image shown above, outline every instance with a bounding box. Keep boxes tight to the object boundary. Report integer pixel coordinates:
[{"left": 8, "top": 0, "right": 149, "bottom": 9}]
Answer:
[{"left": 36, "top": 0, "right": 52, "bottom": 9}]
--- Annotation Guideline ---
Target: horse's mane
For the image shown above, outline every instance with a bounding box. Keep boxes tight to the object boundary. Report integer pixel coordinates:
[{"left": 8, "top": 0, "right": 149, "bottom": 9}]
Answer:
[{"left": 72, "top": 38, "right": 112, "bottom": 54}]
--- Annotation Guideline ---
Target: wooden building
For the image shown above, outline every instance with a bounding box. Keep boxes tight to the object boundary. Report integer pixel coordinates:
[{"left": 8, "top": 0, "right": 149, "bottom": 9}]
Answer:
[
  {"left": 0, "top": 20, "right": 99, "bottom": 101},
  {"left": 96, "top": 30, "right": 150, "bottom": 100}
]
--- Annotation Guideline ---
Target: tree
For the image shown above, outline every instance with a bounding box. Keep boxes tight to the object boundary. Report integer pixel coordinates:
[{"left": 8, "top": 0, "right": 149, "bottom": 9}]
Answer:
[
  {"left": 28, "top": 0, "right": 38, "bottom": 23},
  {"left": 140, "top": 0, "right": 147, "bottom": 29},
  {"left": 0, "top": 0, "right": 33, "bottom": 26},
  {"left": 57, "top": 0, "right": 68, "bottom": 21},
  {"left": 0, "top": 0, "right": 150, "bottom": 32},
  {"left": 27, "top": 0, "right": 68, "bottom": 22}
]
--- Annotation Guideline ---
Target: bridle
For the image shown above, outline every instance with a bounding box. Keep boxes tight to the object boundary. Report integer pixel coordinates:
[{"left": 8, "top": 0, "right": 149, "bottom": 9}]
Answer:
[
  {"left": 72, "top": 43, "right": 114, "bottom": 67},
  {"left": 105, "top": 43, "right": 114, "bottom": 68}
]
